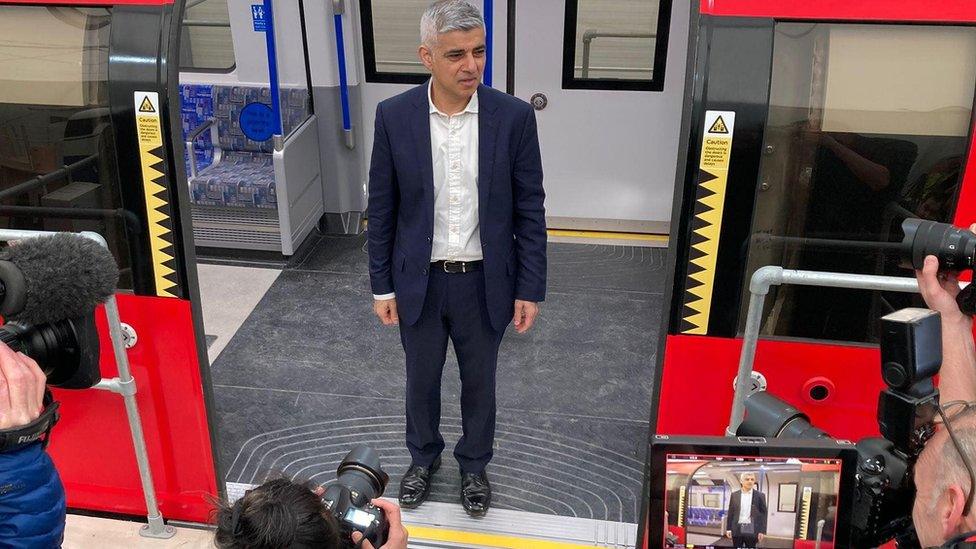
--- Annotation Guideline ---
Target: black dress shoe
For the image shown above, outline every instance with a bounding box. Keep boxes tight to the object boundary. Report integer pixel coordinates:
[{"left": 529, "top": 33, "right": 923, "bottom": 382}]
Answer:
[
  {"left": 460, "top": 470, "right": 491, "bottom": 517},
  {"left": 398, "top": 457, "right": 440, "bottom": 508}
]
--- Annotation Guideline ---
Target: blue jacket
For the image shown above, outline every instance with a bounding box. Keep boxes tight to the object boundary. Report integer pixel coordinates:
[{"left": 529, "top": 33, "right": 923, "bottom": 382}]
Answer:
[
  {"left": 368, "top": 83, "right": 547, "bottom": 332},
  {"left": 0, "top": 443, "right": 66, "bottom": 548}
]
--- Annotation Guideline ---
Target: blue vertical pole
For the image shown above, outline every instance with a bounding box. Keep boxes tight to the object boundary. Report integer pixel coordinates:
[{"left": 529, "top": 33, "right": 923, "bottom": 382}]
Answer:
[
  {"left": 483, "top": 0, "right": 493, "bottom": 88},
  {"left": 334, "top": 12, "right": 351, "bottom": 131},
  {"left": 262, "top": 0, "right": 283, "bottom": 137}
]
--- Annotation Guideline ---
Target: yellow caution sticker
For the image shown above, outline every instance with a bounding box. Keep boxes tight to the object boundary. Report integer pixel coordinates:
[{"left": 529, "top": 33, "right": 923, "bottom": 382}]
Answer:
[
  {"left": 134, "top": 91, "right": 179, "bottom": 298},
  {"left": 680, "top": 110, "right": 736, "bottom": 334}
]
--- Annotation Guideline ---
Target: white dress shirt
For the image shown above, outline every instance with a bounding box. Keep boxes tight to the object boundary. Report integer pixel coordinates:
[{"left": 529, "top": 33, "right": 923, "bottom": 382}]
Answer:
[
  {"left": 738, "top": 489, "right": 753, "bottom": 524},
  {"left": 373, "top": 82, "right": 482, "bottom": 300}
]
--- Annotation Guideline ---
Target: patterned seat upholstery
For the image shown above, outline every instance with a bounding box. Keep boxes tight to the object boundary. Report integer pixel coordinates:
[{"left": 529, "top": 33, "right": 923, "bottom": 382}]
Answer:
[
  {"left": 190, "top": 152, "right": 276, "bottom": 208},
  {"left": 181, "top": 84, "right": 309, "bottom": 208}
]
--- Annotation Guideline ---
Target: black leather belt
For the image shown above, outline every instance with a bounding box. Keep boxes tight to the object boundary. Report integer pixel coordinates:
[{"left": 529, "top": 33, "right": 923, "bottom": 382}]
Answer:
[{"left": 431, "top": 260, "right": 483, "bottom": 273}]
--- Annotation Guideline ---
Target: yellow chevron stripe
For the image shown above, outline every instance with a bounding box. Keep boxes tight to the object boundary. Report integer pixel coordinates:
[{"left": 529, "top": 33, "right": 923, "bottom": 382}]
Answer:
[
  {"left": 135, "top": 92, "right": 178, "bottom": 297},
  {"left": 681, "top": 111, "right": 736, "bottom": 334}
]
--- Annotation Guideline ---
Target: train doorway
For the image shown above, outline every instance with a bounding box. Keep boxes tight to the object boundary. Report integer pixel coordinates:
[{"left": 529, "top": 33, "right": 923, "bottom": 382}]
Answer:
[{"left": 511, "top": 0, "right": 683, "bottom": 233}]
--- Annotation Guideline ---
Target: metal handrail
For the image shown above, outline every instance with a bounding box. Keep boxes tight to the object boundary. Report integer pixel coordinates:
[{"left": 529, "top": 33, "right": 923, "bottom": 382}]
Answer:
[
  {"left": 815, "top": 519, "right": 827, "bottom": 549},
  {"left": 726, "top": 267, "right": 920, "bottom": 435},
  {"left": 376, "top": 59, "right": 650, "bottom": 76},
  {"left": 581, "top": 29, "right": 656, "bottom": 78},
  {"left": 0, "top": 154, "right": 98, "bottom": 201}
]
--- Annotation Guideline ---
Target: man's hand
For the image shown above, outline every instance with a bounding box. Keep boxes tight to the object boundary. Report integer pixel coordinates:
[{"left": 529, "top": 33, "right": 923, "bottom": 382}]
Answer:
[
  {"left": 725, "top": 530, "right": 732, "bottom": 539},
  {"left": 914, "top": 224, "right": 976, "bottom": 409},
  {"left": 374, "top": 298, "right": 399, "bottom": 326},
  {"left": 513, "top": 300, "right": 539, "bottom": 334},
  {"left": 758, "top": 533, "right": 765, "bottom": 543},
  {"left": 916, "top": 255, "right": 966, "bottom": 324},
  {"left": 352, "top": 498, "right": 408, "bottom": 549},
  {"left": 0, "top": 343, "right": 45, "bottom": 430}
]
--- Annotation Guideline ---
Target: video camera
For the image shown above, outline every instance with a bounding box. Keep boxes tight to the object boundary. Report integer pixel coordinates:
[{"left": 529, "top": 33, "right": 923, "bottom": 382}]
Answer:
[
  {"left": 320, "top": 445, "right": 391, "bottom": 548},
  {"left": 0, "top": 233, "right": 119, "bottom": 453}
]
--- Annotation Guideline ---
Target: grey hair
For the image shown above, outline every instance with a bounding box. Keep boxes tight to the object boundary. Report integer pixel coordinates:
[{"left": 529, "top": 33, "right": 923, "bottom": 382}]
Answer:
[
  {"left": 420, "top": 0, "right": 485, "bottom": 47},
  {"left": 739, "top": 472, "right": 757, "bottom": 482},
  {"left": 927, "top": 414, "right": 976, "bottom": 511}
]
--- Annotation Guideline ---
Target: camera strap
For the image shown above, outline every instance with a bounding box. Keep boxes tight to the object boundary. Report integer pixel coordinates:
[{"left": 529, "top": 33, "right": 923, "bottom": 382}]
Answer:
[
  {"left": 938, "top": 530, "right": 976, "bottom": 548},
  {"left": 0, "top": 391, "right": 59, "bottom": 454}
]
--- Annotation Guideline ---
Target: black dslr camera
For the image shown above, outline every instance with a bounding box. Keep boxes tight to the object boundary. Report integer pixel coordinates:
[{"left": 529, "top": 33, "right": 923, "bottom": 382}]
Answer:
[
  {"left": 320, "top": 446, "right": 391, "bottom": 548},
  {"left": 736, "top": 217, "right": 976, "bottom": 547},
  {"left": 739, "top": 307, "right": 940, "bottom": 547}
]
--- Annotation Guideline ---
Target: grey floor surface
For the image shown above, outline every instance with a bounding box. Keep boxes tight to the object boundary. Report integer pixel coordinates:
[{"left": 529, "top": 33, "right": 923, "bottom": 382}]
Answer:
[{"left": 210, "top": 234, "right": 666, "bottom": 523}]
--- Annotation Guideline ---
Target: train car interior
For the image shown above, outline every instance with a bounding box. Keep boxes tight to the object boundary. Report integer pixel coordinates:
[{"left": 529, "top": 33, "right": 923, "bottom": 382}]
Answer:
[{"left": 180, "top": 0, "right": 680, "bottom": 546}]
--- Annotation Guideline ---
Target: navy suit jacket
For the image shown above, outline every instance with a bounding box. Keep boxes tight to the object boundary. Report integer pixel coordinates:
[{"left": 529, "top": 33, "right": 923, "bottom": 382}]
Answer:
[
  {"left": 727, "top": 490, "right": 767, "bottom": 537},
  {"left": 367, "top": 83, "right": 546, "bottom": 332}
]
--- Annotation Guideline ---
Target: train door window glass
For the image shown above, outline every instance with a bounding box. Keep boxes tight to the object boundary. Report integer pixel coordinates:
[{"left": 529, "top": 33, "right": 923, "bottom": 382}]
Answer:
[
  {"left": 180, "top": 0, "right": 235, "bottom": 72},
  {"left": 562, "top": 0, "right": 672, "bottom": 91},
  {"left": 0, "top": 6, "right": 135, "bottom": 290},
  {"left": 740, "top": 23, "right": 976, "bottom": 344},
  {"left": 360, "top": 0, "right": 433, "bottom": 84}
]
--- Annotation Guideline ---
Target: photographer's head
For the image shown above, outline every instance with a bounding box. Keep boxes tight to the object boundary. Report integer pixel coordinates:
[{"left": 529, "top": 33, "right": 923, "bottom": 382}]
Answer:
[
  {"left": 914, "top": 408, "right": 976, "bottom": 547},
  {"left": 214, "top": 477, "right": 409, "bottom": 549},
  {"left": 214, "top": 478, "right": 342, "bottom": 549}
]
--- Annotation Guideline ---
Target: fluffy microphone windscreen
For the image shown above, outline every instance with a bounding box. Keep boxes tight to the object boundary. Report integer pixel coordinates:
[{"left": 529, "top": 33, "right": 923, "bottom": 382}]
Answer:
[{"left": 1, "top": 234, "right": 119, "bottom": 325}]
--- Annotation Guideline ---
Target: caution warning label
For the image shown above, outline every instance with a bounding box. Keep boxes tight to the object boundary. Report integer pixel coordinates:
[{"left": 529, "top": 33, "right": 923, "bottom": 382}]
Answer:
[
  {"left": 680, "top": 110, "right": 736, "bottom": 335},
  {"left": 139, "top": 95, "right": 157, "bottom": 113},
  {"left": 133, "top": 91, "right": 179, "bottom": 298}
]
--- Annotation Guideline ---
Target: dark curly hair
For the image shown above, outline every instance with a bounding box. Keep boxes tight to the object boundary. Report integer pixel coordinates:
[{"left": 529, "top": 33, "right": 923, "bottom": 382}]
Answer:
[{"left": 214, "top": 477, "right": 345, "bottom": 549}]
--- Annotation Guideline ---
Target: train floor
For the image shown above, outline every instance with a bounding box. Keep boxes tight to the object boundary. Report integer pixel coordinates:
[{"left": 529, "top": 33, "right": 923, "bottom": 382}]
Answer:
[{"left": 197, "top": 232, "right": 666, "bottom": 543}]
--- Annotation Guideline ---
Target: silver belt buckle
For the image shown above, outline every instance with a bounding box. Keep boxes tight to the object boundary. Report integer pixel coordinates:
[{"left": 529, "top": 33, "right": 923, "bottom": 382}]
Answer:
[{"left": 442, "top": 260, "right": 454, "bottom": 273}]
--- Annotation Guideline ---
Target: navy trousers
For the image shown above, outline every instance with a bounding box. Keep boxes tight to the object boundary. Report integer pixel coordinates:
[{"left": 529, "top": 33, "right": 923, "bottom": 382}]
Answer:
[{"left": 399, "top": 267, "right": 504, "bottom": 474}]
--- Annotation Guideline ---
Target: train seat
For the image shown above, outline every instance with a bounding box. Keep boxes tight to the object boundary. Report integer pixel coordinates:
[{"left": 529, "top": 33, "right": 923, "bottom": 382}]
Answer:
[{"left": 180, "top": 84, "right": 323, "bottom": 255}]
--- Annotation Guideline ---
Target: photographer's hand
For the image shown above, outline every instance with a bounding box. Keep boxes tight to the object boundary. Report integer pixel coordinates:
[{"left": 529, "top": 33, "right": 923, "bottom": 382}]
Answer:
[
  {"left": 352, "top": 499, "right": 408, "bottom": 549},
  {"left": 916, "top": 237, "right": 976, "bottom": 403},
  {"left": 917, "top": 254, "right": 966, "bottom": 324},
  {"left": 0, "top": 343, "right": 45, "bottom": 430}
]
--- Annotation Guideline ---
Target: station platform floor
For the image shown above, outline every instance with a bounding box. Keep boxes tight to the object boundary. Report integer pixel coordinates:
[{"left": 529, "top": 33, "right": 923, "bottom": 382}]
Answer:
[{"left": 195, "top": 231, "right": 666, "bottom": 543}]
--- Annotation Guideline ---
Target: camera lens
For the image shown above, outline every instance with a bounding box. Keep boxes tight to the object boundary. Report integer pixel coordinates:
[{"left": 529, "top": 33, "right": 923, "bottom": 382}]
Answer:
[
  {"left": 738, "top": 392, "right": 830, "bottom": 439},
  {"left": 901, "top": 218, "right": 976, "bottom": 271},
  {"left": 335, "top": 445, "right": 390, "bottom": 507}
]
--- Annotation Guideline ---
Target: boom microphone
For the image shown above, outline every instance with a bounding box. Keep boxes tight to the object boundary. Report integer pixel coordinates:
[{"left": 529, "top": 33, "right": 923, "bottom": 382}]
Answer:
[{"left": 0, "top": 234, "right": 119, "bottom": 325}]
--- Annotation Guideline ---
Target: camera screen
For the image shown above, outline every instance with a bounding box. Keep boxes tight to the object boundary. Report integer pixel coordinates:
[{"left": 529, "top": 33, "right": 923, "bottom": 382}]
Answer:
[
  {"left": 663, "top": 453, "right": 843, "bottom": 548},
  {"left": 343, "top": 508, "right": 375, "bottom": 529}
]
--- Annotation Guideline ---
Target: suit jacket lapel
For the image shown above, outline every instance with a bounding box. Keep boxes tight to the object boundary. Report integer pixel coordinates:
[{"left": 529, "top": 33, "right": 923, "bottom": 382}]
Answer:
[
  {"left": 477, "top": 86, "right": 497, "bottom": 226},
  {"left": 412, "top": 84, "right": 435, "bottom": 238}
]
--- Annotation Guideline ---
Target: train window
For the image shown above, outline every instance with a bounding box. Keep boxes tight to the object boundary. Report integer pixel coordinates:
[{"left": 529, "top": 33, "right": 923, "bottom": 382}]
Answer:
[
  {"left": 562, "top": 0, "right": 672, "bottom": 91},
  {"left": 360, "top": 0, "right": 430, "bottom": 84},
  {"left": 740, "top": 23, "right": 976, "bottom": 344},
  {"left": 0, "top": 6, "right": 136, "bottom": 290},
  {"left": 180, "top": 0, "right": 235, "bottom": 72}
]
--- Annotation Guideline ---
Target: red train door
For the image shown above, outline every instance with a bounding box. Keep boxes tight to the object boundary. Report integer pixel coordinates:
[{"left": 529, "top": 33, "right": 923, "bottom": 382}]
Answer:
[
  {"left": 642, "top": 0, "right": 976, "bottom": 546},
  {"left": 0, "top": 0, "right": 219, "bottom": 522}
]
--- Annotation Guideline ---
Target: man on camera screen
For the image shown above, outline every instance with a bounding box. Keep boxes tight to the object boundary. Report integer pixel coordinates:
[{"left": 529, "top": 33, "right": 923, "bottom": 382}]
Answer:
[
  {"left": 0, "top": 341, "right": 66, "bottom": 548},
  {"left": 914, "top": 240, "right": 976, "bottom": 548},
  {"left": 724, "top": 472, "right": 767, "bottom": 548}
]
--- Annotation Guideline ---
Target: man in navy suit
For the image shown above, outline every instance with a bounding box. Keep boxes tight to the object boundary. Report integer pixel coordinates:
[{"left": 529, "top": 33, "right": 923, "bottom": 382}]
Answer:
[
  {"left": 725, "top": 472, "right": 767, "bottom": 548},
  {"left": 367, "top": 0, "right": 546, "bottom": 517}
]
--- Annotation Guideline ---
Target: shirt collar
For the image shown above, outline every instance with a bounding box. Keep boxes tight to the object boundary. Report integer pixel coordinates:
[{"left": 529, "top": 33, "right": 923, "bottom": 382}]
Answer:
[{"left": 428, "top": 79, "right": 479, "bottom": 116}]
